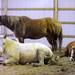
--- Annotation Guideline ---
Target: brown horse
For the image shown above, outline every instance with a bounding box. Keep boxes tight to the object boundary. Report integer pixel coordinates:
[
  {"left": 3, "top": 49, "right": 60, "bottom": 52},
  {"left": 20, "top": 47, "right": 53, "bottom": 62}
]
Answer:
[
  {"left": 65, "top": 41, "right": 75, "bottom": 61},
  {"left": 0, "top": 15, "right": 62, "bottom": 51}
]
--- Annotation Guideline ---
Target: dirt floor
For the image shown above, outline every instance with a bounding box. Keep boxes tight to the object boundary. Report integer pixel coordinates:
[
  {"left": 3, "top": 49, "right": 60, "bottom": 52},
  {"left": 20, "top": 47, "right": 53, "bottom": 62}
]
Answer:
[{"left": 0, "top": 56, "right": 75, "bottom": 75}]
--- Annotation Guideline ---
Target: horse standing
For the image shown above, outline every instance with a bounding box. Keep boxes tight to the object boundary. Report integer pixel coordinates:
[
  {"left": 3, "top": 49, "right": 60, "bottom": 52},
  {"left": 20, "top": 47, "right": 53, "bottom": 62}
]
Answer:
[{"left": 0, "top": 15, "right": 62, "bottom": 51}]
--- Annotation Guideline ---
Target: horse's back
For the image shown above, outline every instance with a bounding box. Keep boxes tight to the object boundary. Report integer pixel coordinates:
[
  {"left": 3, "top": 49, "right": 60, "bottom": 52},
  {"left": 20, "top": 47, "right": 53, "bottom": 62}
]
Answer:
[
  {"left": 17, "top": 42, "right": 52, "bottom": 55},
  {"left": 17, "top": 42, "right": 52, "bottom": 63},
  {"left": 66, "top": 41, "right": 75, "bottom": 50}
]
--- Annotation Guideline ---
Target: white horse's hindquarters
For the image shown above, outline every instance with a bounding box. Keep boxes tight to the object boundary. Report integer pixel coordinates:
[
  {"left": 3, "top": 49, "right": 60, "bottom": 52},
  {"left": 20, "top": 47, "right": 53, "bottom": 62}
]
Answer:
[
  {"left": 18, "top": 44, "right": 37, "bottom": 62},
  {"left": 18, "top": 43, "right": 53, "bottom": 62}
]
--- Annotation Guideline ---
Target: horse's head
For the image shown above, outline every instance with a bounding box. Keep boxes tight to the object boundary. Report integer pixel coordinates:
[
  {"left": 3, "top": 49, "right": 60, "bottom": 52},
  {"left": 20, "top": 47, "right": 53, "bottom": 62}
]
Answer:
[
  {"left": 0, "top": 15, "right": 8, "bottom": 25},
  {"left": 69, "top": 47, "right": 75, "bottom": 61},
  {"left": 2, "top": 35, "right": 17, "bottom": 55},
  {"left": 65, "top": 41, "right": 75, "bottom": 61}
]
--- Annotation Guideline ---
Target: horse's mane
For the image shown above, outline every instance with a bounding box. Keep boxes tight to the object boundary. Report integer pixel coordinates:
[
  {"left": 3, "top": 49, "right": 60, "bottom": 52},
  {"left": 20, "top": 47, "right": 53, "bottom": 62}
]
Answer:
[{"left": 3, "top": 37, "right": 17, "bottom": 49}]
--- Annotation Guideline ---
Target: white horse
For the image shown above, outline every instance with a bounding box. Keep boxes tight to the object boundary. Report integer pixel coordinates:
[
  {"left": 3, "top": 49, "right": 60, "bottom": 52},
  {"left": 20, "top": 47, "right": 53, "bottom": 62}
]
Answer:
[{"left": 2, "top": 37, "right": 55, "bottom": 66}]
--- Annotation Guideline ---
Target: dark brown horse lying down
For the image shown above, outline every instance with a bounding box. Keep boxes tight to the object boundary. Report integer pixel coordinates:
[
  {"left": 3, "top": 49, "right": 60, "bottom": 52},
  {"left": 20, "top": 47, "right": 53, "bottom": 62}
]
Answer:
[
  {"left": 65, "top": 41, "right": 75, "bottom": 61},
  {"left": 0, "top": 15, "right": 62, "bottom": 51}
]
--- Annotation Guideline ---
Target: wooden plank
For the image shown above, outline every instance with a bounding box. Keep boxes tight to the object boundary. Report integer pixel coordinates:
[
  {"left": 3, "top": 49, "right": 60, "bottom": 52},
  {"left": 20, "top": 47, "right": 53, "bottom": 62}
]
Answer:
[
  {"left": 1, "top": 8, "right": 75, "bottom": 11},
  {"left": 58, "top": 8, "right": 75, "bottom": 11},
  {"left": 7, "top": 8, "right": 54, "bottom": 11},
  {"left": 63, "top": 35, "right": 75, "bottom": 38},
  {"left": 61, "top": 22, "right": 75, "bottom": 24}
]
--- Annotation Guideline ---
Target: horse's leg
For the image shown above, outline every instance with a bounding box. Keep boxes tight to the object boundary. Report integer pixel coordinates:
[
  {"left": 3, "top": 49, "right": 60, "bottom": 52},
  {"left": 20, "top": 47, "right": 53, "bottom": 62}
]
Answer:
[
  {"left": 32, "top": 50, "right": 44, "bottom": 67},
  {"left": 58, "top": 31, "right": 62, "bottom": 51},
  {"left": 58, "top": 35, "right": 62, "bottom": 51},
  {"left": 53, "top": 39, "right": 57, "bottom": 51},
  {"left": 18, "top": 37, "right": 24, "bottom": 43},
  {"left": 3, "top": 57, "right": 18, "bottom": 65},
  {"left": 51, "top": 41, "right": 55, "bottom": 51},
  {"left": 46, "top": 36, "right": 54, "bottom": 51},
  {"left": 51, "top": 39, "right": 57, "bottom": 52},
  {"left": 46, "top": 35, "right": 57, "bottom": 52}
]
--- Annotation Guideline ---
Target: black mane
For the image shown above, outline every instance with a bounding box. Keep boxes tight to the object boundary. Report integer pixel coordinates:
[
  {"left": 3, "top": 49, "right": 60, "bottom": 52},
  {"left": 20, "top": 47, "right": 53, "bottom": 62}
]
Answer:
[{"left": 0, "top": 15, "right": 20, "bottom": 31}]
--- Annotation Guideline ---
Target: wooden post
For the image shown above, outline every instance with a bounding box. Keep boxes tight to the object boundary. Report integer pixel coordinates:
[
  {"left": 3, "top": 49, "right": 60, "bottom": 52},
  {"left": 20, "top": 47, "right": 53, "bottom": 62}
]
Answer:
[
  {"left": 54, "top": 0, "right": 58, "bottom": 20},
  {"left": 1, "top": 0, "right": 8, "bottom": 15},
  {"left": 1, "top": 0, "right": 8, "bottom": 35}
]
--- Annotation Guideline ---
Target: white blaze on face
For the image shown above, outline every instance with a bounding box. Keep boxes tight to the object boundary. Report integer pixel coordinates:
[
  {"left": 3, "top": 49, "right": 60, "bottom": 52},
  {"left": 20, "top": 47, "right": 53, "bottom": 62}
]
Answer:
[
  {"left": 70, "top": 49, "right": 74, "bottom": 61},
  {"left": 0, "top": 47, "right": 3, "bottom": 56}
]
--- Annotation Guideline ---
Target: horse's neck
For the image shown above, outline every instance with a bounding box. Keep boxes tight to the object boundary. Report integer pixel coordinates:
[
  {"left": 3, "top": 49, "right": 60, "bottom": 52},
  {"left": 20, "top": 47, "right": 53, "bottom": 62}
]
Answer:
[
  {"left": 3, "top": 23, "right": 14, "bottom": 31},
  {"left": 2, "top": 16, "right": 15, "bottom": 31}
]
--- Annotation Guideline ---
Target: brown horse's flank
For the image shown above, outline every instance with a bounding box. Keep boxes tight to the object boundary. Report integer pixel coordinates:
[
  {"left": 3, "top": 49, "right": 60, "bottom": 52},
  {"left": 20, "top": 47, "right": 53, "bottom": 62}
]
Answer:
[{"left": 0, "top": 15, "right": 62, "bottom": 51}]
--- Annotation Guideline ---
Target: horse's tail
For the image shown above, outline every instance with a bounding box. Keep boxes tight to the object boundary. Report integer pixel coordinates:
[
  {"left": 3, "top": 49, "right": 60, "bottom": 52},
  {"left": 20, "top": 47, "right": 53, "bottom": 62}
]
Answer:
[{"left": 46, "top": 18, "right": 63, "bottom": 51}]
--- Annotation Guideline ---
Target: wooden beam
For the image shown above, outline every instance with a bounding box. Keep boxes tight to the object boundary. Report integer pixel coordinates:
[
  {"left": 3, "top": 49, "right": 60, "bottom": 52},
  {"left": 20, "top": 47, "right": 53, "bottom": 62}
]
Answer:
[
  {"left": 63, "top": 35, "right": 75, "bottom": 38},
  {"left": 7, "top": 8, "right": 54, "bottom": 11},
  {"left": 58, "top": 8, "right": 75, "bottom": 11},
  {"left": 54, "top": 0, "right": 58, "bottom": 20},
  {"left": 61, "top": 22, "right": 75, "bottom": 24}
]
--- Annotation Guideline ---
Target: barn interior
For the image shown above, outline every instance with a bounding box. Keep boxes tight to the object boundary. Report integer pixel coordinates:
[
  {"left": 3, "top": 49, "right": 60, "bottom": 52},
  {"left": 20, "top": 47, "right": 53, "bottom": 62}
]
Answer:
[{"left": 0, "top": 0, "right": 75, "bottom": 75}]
